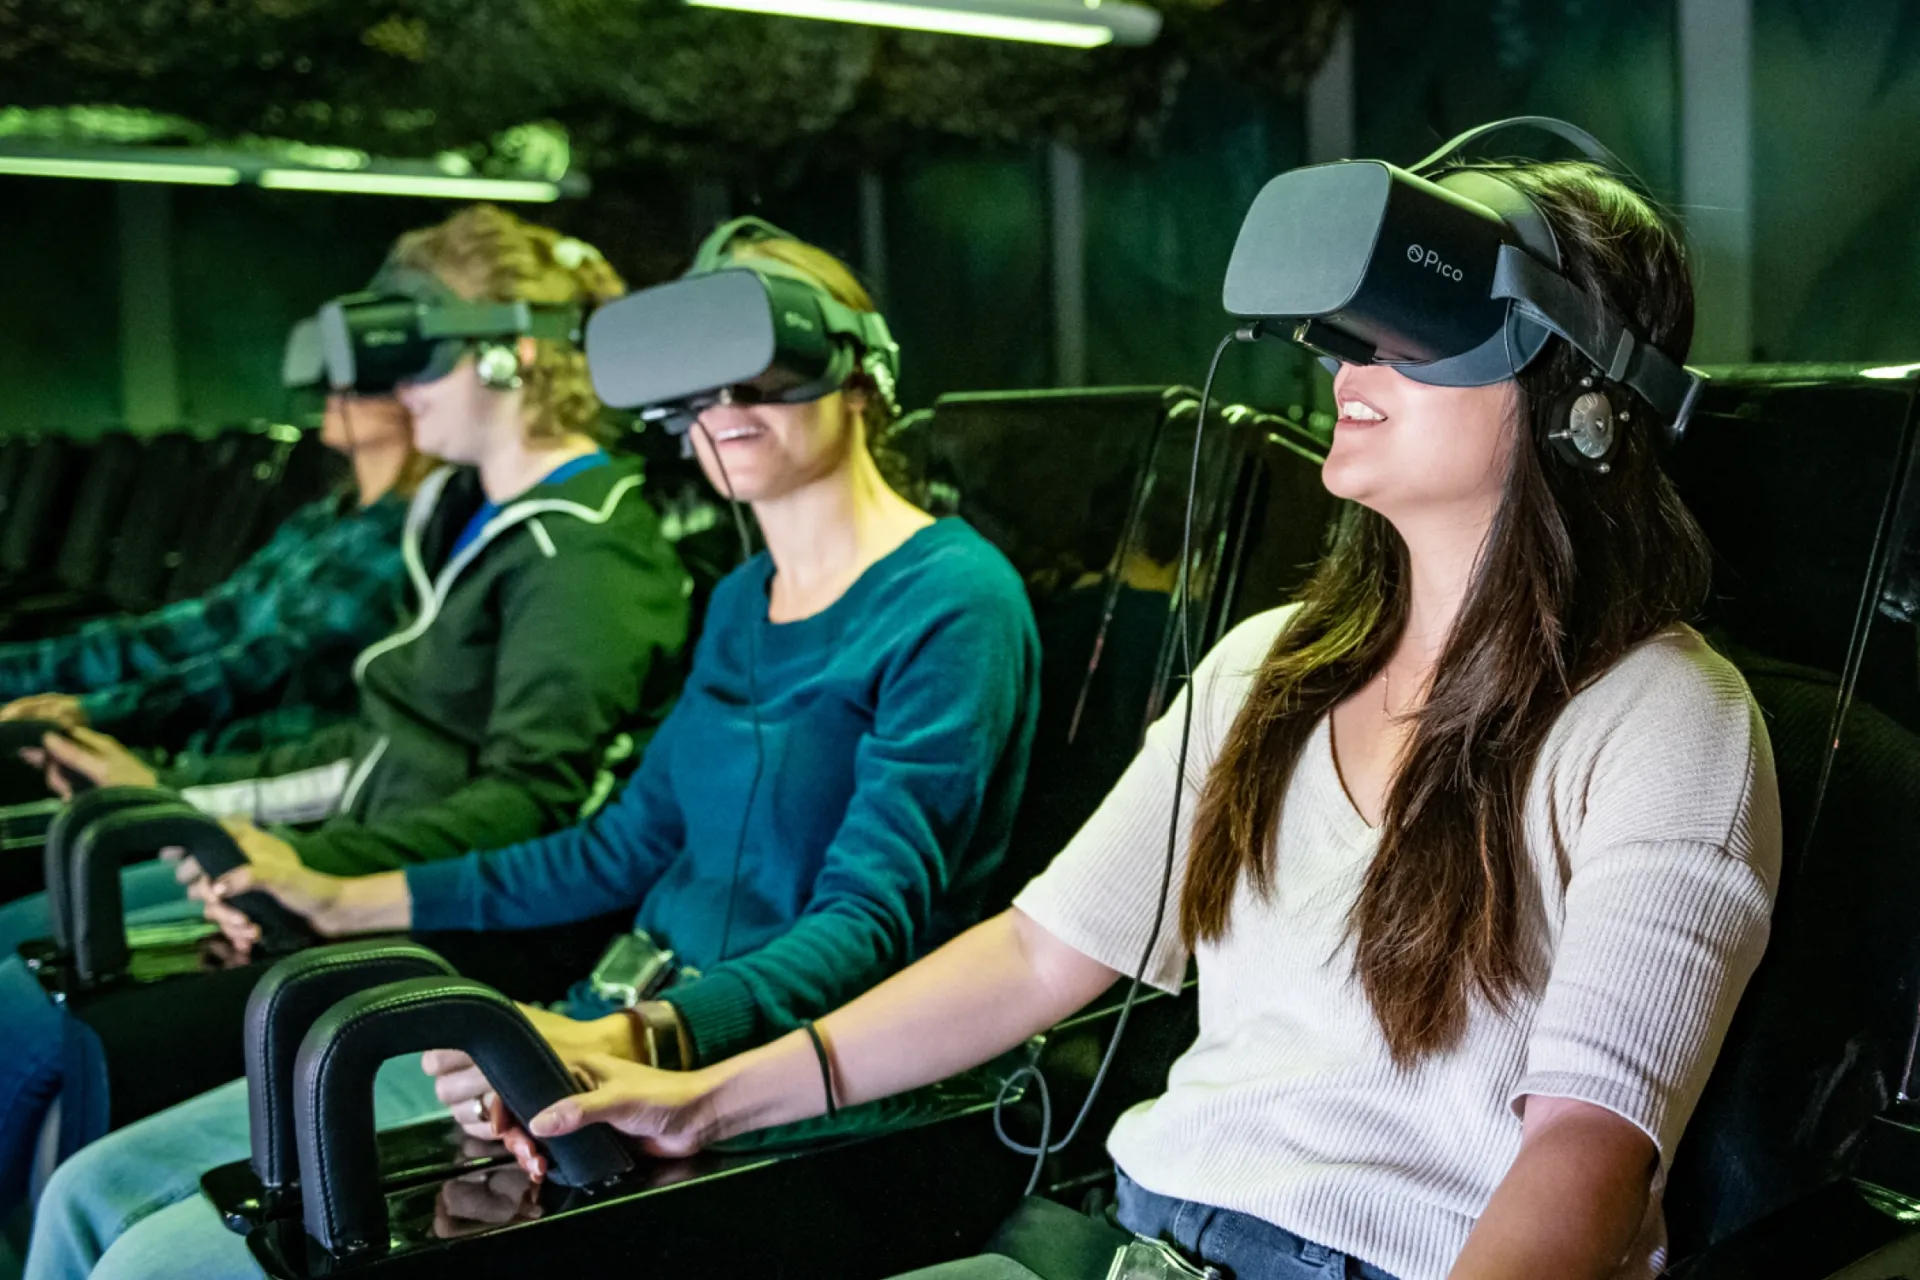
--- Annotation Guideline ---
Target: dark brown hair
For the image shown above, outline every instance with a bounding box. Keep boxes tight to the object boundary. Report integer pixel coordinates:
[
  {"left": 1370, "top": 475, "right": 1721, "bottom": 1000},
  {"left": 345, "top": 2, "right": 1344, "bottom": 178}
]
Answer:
[
  {"left": 389, "top": 204, "right": 628, "bottom": 443},
  {"left": 1180, "top": 161, "right": 1712, "bottom": 1064}
]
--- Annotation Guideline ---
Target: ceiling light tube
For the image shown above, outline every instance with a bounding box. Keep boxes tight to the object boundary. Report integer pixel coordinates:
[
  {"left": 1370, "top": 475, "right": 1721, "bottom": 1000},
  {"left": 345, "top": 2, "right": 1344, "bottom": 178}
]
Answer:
[
  {"left": 688, "top": 0, "right": 1160, "bottom": 47},
  {"left": 257, "top": 170, "right": 561, "bottom": 201},
  {"left": 0, "top": 155, "right": 240, "bottom": 186},
  {"left": 1861, "top": 362, "right": 1920, "bottom": 381}
]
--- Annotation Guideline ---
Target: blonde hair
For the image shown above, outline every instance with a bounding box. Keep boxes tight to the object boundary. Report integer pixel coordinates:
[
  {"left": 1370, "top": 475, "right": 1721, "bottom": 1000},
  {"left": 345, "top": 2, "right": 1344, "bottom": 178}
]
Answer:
[{"left": 388, "top": 204, "right": 626, "bottom": 443}]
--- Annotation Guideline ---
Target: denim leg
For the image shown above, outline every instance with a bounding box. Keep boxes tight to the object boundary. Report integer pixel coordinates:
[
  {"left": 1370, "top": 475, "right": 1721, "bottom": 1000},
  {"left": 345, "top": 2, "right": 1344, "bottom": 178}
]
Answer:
[
  {"left": 89, "top": 1197, "right": 253, "bottom": 1280},
  {"left": 26, "top": 1056, "right": 452, "bottom": 1280},
  {"left": 1114, "top": 1169, "right": 1399, "bottom": 1280},
  {"left": 0, "top": 961, "right": 63, "bottom": 1215},
  {"left": 0, "top": 860, "right": 192, "bottom": 959}
]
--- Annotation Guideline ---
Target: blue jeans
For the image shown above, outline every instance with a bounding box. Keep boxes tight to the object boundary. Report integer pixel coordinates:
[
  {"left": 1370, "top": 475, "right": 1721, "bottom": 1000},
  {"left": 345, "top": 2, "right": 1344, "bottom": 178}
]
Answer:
[
  {"left": 26, "top": 1058, "right": 445, "bottom": 1280},
  {"left": 1112, "top": 1169, "right": 1399, "bottom": 1280},
  {"left": 0, "top": 862, "right": 202, "bottom": 1216},
  {"left": 900, "top": 1169, "right": 1400, "bottom": 1280}
]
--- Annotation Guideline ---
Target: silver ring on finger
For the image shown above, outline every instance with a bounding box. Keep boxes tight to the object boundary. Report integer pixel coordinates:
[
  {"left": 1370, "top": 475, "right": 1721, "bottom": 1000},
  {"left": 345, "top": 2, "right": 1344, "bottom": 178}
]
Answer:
[{"left": 469, "top": 1097, "right": 487, "bottom": 1125}]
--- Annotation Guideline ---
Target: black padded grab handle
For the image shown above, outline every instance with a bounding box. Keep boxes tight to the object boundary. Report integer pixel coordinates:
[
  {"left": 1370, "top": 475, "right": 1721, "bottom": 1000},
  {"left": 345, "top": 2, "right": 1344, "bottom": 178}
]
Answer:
[
  {"left": 293, "top": 977, "right": 635, "bottom": 1256},
  {"left": 166, "top": 811, "right": 322, "bottom": 958},
  {"left": 244, "top": 941, "right": 457, "bottom": 1191},
  {"left": 69, "top": 804, "right": 317, "bottom": 980},
  {"left": 0, "top": 718, "right": 95, "bottom": 798},
  {"left": 41, "top": 785, "right": 178, "bottom": 954}
]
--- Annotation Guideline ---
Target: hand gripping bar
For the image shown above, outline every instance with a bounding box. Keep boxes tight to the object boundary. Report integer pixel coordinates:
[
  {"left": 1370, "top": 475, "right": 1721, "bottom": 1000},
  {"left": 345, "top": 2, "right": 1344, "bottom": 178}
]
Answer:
[
  {"left": 0, "top": 718, "right": 94, "bottom": 798},
  {"left": 68, "top": 803, "right": 317, "bottom": 980},
  {"left": 292, "top": 977, "right": 635, "bottom": 1256}
]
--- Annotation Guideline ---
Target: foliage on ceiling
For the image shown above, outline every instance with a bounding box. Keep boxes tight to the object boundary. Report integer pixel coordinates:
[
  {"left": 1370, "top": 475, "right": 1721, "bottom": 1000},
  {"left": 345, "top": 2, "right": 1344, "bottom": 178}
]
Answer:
[{"left": 0, "top": 0, "right": 1347, "bottom": 179}]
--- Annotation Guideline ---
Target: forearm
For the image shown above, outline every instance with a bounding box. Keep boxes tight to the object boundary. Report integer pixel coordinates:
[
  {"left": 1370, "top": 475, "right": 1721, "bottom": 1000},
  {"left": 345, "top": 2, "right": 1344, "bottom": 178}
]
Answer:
[
  {"left": 701, "top": 908, "right": 1116, "bottom": 1142},
  {"left": 309, "top": 870, "right": 414, "bottom": 936},
  {"left": 1449, "top": 1108, "right": 1655, "bottom": 1280}
]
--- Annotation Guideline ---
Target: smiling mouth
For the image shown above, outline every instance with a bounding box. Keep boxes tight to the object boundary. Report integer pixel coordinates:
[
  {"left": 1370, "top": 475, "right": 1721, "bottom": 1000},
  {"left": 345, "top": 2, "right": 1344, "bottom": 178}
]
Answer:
[
  {"left": 709, "top": 425, "right": 766, "bottom": 444},
  {"left": 1336, "top": 397, "right": 1388, "bottom": 424}
]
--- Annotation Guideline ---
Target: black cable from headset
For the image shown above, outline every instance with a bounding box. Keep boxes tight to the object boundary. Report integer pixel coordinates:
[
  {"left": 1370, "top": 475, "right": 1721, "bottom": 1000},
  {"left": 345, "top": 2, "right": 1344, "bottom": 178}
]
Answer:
[
  {"left": 695, "top": 416, "right": 765, "bottom": 965},
  {"left": 338, "top": 393, "right": 362, "bottom": 495},
  {"left": 992, "top": 327, "right": 1249, "bottom": 1196}
]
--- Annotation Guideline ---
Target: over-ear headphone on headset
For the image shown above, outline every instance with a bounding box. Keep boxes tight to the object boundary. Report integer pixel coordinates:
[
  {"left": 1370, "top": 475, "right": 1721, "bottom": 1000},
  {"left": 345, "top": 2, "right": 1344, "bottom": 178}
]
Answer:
[{"left": 474, "top": 340, "right": 525, "bottom": 392}]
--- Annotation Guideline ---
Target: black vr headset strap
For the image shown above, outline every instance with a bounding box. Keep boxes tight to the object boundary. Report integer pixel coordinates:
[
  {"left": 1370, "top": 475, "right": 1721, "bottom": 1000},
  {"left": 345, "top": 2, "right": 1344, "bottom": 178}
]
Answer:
[
  {"left": 691, "top": 216, "right": 796, "bottom": 274},
  {"left": 1492, "top": 244, "right": 1704, "bottom": 437},
  {"left": 1411, "top": 115, "right": 1639, "bottom": 187},
  {"left": 419, "top": 300, "right": 584, "bottom": 345}
]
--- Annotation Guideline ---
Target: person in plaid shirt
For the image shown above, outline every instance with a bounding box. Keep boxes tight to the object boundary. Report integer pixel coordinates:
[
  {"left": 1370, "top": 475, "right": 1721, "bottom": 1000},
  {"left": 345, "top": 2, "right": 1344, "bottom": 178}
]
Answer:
[{"left": 0, "top": 394, "right": 423, "bottom": 764}]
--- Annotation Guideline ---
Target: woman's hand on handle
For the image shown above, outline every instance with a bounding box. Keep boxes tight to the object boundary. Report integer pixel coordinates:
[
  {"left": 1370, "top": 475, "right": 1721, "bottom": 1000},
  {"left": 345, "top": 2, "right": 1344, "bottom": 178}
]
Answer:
[
  {"left": 526, "top": 1054, "right": 726, "bottom": 1163},
  {"left": 199, "top": 818, "right": 412, "bottom": 943},
  {"left": 509, "top": 908, "right": 1118, "bottom": 1179},
  {"left": 24, "top": 726, "right": 155, "bottom": 797}
]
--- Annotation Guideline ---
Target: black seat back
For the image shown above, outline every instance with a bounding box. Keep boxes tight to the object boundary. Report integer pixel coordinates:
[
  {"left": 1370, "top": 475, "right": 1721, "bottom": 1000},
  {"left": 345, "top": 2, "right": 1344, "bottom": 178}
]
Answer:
[
  {"left": 0, "top": 436, "right": 30, "bottom": 535},
  {"left": 1663, "top": 367, "right": 1920, "bottom": 1259},
  {"left": 0, "top": 435, "right": 87, "bottom": 581},
  {"left": 100, "top": 431, "right": 206, "bottom": 614},
  {"left": 52, "top": 434, "right": 147, "bottom": 595},
  {"left": 168, "top": 425, "right": 337, "bottom": 603}
]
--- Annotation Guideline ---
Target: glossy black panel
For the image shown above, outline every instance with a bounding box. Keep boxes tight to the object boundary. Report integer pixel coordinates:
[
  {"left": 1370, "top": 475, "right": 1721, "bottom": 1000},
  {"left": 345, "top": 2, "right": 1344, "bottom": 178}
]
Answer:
[
  {"left": 246, "top": 984, "right": 1199, "bottom": 1278},
  {"left": 1665, "top": 367, "right": 1920, "bottom": 1261}
]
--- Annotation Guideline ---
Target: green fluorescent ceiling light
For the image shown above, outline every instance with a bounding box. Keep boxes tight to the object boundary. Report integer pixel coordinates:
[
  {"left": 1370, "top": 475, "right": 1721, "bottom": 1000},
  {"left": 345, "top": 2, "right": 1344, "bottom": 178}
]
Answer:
[
  {"left": 257, "top": 170, "right": 559, "bottom": 201},
  {"left": 0, "top": 144, "right": 577, "bottom": 201},
  {"left": 0, "top": 154, "right": 240, "bottom": 185},
  {"left": 1862, "top": 362, "right": 1920, "bottom": 380},
  {"left": 688, "top": 0, "right": 1161, "bottom": 47}
]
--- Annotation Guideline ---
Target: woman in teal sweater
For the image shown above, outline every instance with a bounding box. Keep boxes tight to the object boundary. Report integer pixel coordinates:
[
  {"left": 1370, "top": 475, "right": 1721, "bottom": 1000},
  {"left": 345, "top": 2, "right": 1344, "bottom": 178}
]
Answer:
[{"left": 26, "top": 228, "right": 1039, "bottom": 1280}]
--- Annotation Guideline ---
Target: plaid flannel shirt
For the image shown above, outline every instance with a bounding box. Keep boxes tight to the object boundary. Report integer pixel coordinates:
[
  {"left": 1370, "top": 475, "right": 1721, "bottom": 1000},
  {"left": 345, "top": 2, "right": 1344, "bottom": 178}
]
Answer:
[{"left": 0, "top": 490, "right": 407, "bottom": 756}]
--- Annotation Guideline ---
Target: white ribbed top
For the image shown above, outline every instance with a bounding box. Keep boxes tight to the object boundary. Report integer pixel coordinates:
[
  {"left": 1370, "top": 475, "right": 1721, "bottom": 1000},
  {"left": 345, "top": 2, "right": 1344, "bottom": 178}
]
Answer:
[{"left": 1015, "top": 606, "right": 1781, "bottom": 1280}]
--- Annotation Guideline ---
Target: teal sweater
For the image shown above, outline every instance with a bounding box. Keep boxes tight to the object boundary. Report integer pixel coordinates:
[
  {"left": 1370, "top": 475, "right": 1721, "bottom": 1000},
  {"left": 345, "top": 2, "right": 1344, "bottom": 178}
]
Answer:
[{"left": 407, "top": 519, "right": 1039, "bottom": 1064}]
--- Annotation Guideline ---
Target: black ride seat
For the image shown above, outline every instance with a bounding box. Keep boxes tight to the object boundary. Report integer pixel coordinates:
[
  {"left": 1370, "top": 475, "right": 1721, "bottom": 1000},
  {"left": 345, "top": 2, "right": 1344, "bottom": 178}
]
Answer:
[{"left": 1659, "top": 365, "right": 1920, "bottom": 1276}]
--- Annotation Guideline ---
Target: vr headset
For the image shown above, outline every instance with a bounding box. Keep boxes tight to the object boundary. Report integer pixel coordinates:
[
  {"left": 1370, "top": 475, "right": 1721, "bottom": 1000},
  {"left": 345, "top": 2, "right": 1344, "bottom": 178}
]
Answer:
[
  {"left": 313, "top": 262, "right": 583, "bottom": 394},
  {"left": 585, "top": 216, "right": 900, "bottom": 434},
  {"left": 281, "top": 317, "right": 325, "bottom": 392},
  {"left": 1223, "top": 116, "right": 1703, "bottom": 464}
]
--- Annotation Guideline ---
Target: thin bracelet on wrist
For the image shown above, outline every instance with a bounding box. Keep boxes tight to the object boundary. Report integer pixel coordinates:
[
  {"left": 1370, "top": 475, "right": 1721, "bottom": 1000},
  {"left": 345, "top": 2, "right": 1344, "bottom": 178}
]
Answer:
[{"left": 801, "top": 1020, "right": 838, "bottom": 1119}]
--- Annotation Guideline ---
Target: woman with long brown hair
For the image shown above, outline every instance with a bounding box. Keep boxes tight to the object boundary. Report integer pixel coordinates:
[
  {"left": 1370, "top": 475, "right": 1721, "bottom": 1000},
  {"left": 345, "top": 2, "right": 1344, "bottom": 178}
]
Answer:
[{"left": 482, "top": 159, "right": 1773, "bottom": 1280}]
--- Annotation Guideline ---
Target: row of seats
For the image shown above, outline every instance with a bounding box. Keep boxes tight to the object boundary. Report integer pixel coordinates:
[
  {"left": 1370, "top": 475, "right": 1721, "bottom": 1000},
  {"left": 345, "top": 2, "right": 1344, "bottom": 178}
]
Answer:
[
  {"left": 203, "top": 367, "right": 1920, "bottom": 1280},
  {"left": 0, "top": 425, "right": 340, "bottom": 640},
  {"left": 23, "top": 370, "right": 1920, "bottom": 1278}
]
